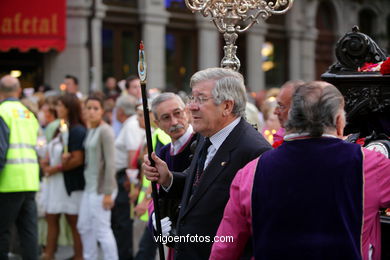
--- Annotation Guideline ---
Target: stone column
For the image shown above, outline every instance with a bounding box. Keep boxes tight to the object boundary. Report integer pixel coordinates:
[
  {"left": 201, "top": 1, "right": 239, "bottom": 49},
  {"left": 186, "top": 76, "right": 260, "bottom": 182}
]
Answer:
[
  {"left": 90, "top": 0, "right": 106, "bottom": 91},
  {"left": 246, "top": 23, "right": 267, "bottom": 92},
  {"left": 287, "top": 29, "right": 303, "bottom": 80},
  {"left": 377, "top": 12, "right": 389, "bottom": 51},
  {"left": 138, "top": 0, "right": 169, "bottom": 90},
  {"left": 300, "top": 28, "right": 318, "bottom": 81},
  {"left": 196, "top": 14, "right": 219, "bottom": 70},
  {"left": 297, "top": 0, "right": 318, "bottom": 82},
  {"left": 44, "top": 0, "right": 90, "bottom": 94},
  {"left": 285, "top": 5, "right": 304, "bottom": 81}
]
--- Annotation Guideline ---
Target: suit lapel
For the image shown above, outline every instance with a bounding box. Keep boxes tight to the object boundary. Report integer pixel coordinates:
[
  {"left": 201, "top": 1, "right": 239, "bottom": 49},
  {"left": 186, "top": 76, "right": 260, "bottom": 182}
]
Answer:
[
  {"left": 180, "top": 119, "right": 245, "bottom": 217},
  {"left": 178, "top": 138, "right": 204, "bottom": 220}
]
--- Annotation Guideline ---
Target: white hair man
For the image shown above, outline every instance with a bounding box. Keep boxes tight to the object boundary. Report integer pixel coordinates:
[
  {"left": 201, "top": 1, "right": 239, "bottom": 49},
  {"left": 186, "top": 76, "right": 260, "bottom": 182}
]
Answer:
[
  {"left": 143, "top": 68, "right": 272, "bottom": 259},
  {"left": 272, "top": 80, "right": 305, "bottom": 146}
]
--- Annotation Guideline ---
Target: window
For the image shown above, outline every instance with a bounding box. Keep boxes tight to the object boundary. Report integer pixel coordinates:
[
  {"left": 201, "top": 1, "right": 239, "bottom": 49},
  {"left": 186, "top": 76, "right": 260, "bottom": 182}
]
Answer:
[
  {"left": 165, "top": 30, "right": 198, "bottom": 92},
  {"left": 0, "top": 49, "right": 43, "bottom": 90},
  {"left": 165, "top": 0, "right": 186, "bottom": 9},
  {"left": 102, "top": 28, "right": 114, "bottom": 80},
  {"left": 358, "top": 9, "right": 377, "bottom": 40},
  {"left": 165, "top": 3, "right": 198, "bottom": 92},
  {"left": 264, "top": 15, "right": 288, "bottom": 88},
  {"left": 121, "top": 31, "right": 137, "bottom": 77},
  {"left": 103, "top": 0, "right": 137, "bottom": 7},
  {"left": 387, "top": 15, "right": 390, "bottom": 53},
  {"left": 102, "top": 24, "right": 139, "bottom": 81},
  {"left": 263, "top": 38, "right": 287, "bottom": 89},
  {"left": 315, "top": 1, "right": 337, "bottom": 79}
]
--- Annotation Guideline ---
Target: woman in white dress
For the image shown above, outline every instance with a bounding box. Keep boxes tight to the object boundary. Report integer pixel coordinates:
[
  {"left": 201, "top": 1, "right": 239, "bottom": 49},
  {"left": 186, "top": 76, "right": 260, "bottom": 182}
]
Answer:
[{"left": 40, "top": 94, "right": 86, "bottom": 260}]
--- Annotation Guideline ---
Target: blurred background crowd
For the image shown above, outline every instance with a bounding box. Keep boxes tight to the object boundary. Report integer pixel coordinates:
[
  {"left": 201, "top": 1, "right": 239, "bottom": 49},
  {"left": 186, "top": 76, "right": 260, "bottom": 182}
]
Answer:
[{"left": 8, "top": 73, "right": 283, "bottom": 260}]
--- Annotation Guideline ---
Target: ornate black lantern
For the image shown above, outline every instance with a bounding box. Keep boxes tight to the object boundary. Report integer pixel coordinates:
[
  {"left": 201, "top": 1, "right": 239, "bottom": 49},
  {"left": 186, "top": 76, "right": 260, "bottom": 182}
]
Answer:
[
  {"left": 322, "top": 26, "right": 390, "bottom": 140},
  {"left": 322, "top": 27, "right": 390, "bottom": 259}
]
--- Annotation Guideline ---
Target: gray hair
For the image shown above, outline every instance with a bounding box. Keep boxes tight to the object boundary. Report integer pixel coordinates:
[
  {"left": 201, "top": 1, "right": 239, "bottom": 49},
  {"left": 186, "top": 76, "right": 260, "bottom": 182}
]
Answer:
[
  {"left": 190, "top": 68, "right": 247, "bottom": 117},
  {"left": 280, "top": 80, "right": 305, "bottom": 92},
  {"left": 0, "top": 75, "right": 20, "bottom": 94},
  {"left": 116, "top": 95, "right": 137, "bottom": 116},
  {"left": 285, "top": 81, "right": 344, "bottom": 137},
  {"left": 151, "top": 92, "right": 185, "bottom": 119}
]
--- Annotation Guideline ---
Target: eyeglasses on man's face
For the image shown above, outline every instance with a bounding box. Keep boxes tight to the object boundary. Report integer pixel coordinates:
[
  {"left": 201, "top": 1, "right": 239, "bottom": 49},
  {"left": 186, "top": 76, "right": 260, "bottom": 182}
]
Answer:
[
  {"left": 159, "top": 109, "right": 185, "bottom": 123},
  {"left": 276, "top": 102, "right": 287, "bottom": 111},
  {"left": 187, "top": 95, "right": 214, "bottom": 105}
]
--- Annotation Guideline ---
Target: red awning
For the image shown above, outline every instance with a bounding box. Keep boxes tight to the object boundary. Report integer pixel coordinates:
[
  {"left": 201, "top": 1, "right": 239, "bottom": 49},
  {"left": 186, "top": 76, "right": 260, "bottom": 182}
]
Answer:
[{"left": 0, "top": 0, "right": 66, "bottom": 52}]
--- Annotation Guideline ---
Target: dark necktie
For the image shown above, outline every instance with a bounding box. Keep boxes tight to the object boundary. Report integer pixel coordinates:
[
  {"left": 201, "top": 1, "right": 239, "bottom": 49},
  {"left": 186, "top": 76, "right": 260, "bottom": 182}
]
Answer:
[{"left": 192, "top": 138, "right": 212, "bottom": 194}]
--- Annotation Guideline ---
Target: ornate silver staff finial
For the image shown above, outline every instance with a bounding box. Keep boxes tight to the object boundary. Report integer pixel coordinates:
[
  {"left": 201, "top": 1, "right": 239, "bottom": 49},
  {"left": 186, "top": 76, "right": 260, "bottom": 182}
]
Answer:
[
  {"left": 138, "top": 41, "right": 147, "bottom": 84},
  {"left": 185, "top": 0, "right": 294, "bottom": 71}
]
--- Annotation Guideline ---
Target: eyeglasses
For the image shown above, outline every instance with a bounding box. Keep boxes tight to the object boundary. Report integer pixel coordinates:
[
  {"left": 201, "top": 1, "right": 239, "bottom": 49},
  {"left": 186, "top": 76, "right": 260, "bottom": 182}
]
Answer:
[
  {"left": 276, "top": 103, "right": 287, "bottom": 111},
  {"left": 187, "top": 95, "right": 214, "bottom": 105},
  {"left": 159, "top": 109, "right": 185, "bottom": 123}
]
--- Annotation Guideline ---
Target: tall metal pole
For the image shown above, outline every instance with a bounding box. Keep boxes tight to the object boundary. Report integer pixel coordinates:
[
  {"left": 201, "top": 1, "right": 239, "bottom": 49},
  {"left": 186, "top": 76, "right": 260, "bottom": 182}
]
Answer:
[{"left": 138, "top": 41, "right": 165, "bottom": 260}]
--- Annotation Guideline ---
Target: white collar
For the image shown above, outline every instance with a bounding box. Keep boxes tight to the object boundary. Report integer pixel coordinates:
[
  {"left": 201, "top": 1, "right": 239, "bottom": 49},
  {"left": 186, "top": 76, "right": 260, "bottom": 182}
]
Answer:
[
  {"left": 284, "top": 132, "right": 338, "bottom": 141},
  {"left": 171, "top": 125, "right": 193, "bottom": 155}
]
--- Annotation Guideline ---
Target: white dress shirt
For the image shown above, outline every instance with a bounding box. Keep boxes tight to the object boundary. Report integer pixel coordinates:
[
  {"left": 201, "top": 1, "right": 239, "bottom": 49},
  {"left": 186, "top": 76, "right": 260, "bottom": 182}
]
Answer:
[
  {"left": 203, "top": 117, "right": 241, "bottom": 170},
  {"left": 114, "top": 115, "right": 145, "bottom": 170},
  {"left": 163, "top": 117, "right": 241, "bottom": 190}
]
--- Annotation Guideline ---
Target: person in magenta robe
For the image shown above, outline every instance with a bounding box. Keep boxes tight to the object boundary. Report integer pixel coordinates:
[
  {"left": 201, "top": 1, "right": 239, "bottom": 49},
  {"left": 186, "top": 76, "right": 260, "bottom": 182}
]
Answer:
[{"left": 211, "top": 81, "right": 390, "bottom": 260}]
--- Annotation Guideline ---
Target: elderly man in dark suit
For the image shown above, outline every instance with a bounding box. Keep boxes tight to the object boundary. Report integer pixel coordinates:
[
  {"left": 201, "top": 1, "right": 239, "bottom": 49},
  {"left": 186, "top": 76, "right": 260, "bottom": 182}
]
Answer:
[{"left": 143, "top": 67, "right": 271, "bottom": 259}]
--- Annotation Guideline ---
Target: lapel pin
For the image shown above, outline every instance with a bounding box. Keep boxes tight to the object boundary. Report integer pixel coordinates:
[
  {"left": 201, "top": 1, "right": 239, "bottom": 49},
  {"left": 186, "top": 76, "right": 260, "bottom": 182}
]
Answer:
[{"left": 221, "top": 161, "right": 228, "bottom": 166}]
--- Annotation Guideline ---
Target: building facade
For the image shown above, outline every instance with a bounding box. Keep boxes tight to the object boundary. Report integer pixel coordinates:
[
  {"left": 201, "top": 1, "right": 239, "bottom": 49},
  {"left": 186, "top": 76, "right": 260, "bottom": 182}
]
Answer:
[{"left": 1, "top": 0, "right": 390, "bottom": 94}]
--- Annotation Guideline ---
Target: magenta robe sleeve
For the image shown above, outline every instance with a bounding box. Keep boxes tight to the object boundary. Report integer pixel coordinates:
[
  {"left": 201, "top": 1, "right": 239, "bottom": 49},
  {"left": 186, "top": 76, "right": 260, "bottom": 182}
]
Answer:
[
  {"left": 361, "top": 148, "right": 390, "bottom": 260},
  {"left": 210, "top": 158, "right": 259, "bottom": 260}
]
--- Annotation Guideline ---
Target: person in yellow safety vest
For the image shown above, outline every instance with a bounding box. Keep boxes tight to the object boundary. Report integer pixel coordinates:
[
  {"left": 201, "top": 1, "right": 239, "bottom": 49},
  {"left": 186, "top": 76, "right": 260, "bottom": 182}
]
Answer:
[{"left": 0, "top": 75, "right": 40, "bottom": 260}]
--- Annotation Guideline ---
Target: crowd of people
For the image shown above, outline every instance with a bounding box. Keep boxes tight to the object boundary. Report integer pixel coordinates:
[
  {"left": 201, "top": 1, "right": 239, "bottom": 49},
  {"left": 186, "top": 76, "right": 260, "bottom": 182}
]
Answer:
[
  {"left": 0, "top": 74, "right": 163, "bottom": 260},
  {"left": 0, "top": 67, "right": 389, "bottom": 260}
]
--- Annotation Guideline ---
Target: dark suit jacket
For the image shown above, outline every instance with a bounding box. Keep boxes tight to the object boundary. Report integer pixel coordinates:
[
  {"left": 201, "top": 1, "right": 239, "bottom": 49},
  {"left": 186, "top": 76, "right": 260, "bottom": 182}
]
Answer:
[{"left": 162, "top": 118, "right": 272, "bottom": 259}]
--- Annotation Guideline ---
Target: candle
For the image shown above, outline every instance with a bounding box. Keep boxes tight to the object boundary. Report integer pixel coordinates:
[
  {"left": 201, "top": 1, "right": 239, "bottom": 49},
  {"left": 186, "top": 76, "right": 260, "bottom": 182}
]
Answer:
[
  {"left": 59, "top": 119, "right": 69, "bottom": 154},
  {"left": 60, "top": 83, "right": 67, "bottom": 94},
  {"left": 36, "top": 135, "right": 47, "bottom": 158}
]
